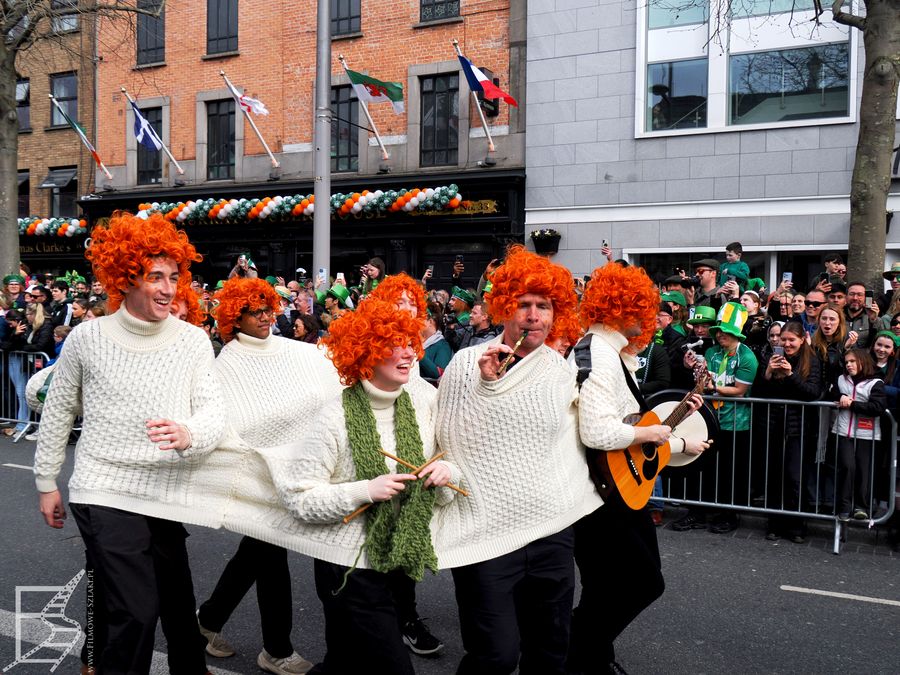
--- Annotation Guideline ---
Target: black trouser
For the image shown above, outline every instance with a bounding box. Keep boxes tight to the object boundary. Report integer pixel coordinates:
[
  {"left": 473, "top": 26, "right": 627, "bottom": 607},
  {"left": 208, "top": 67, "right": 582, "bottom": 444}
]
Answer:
[
  {"left": 569, "top": 499, "right": 663, "bottom": 673},
  {"left": 387, "top": 569, "right": 419, "bottom": 626},
  {"left": 71, "top": 503, "right": 207, "bottom": 675},
  {"left": 451, "top": 528, "right": 575, "bottom": 675},
  {"left": 836, "top": 435, "right": 875, "bottom": 514},
  {"left": 198, "top": 536, "right": 293, "bottom": 658},
  {"left": 80, "top": 554, "right": 107, "bottom": 670},
  {"left": 312, "top": 559, "right": 414, "bottom": 675}
]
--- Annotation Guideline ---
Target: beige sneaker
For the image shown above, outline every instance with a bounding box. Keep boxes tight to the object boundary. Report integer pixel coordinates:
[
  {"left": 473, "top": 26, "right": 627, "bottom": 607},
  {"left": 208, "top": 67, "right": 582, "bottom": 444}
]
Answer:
[
  {"left": 197, "top": 621, "right": 236, "bottom": 658},
  {"left": 257, "top": 650, "right": 314, "bottom": 675}
]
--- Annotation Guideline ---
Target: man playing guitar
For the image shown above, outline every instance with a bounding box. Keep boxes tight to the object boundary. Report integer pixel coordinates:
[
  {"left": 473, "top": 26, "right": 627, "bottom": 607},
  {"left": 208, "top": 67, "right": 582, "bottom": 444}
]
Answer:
[{"left": 568, "top": 262, "right": 708, "bottom": 675}]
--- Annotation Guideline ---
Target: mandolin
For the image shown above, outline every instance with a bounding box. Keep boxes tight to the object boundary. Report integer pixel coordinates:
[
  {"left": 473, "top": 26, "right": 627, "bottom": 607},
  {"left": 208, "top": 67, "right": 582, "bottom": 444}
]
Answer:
[{"left": 596, "top": 362, "right": 710, "bottom": 510}]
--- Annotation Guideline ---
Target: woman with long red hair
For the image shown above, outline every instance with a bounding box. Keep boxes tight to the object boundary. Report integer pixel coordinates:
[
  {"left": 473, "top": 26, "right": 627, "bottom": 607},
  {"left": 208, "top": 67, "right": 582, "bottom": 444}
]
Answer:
[{"left": 569, "top": 262, "right": 707, "bottom": 675}]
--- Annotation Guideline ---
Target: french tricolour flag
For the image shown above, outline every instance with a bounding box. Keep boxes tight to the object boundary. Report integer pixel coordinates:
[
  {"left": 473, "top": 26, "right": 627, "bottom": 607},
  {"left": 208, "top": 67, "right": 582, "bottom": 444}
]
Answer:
[{"left": 458, "top": 55, "right": 517, "bottom": 107}]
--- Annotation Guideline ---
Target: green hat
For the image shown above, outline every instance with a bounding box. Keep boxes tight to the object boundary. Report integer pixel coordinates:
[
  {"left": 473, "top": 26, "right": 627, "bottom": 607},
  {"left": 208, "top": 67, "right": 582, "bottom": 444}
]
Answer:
[
  {"left": 875, "top": 330, "right": 900, "bottom": 347},
  {"left": 327, "top": 284, "right": 350, "bottom": 307},
  {"left": 3, "top": 274, "right": 25, "bottom": 286},
  {"left": 314, "top": 290, "right": 327, "bottom": 305},
  {"left": 883, "top": 262, "right": 900, "bottom": 280},
  {"left": 746, "top": 277, "right": 766, "bottom": 292},
  {"left": 215, "top": 280, "right": 225, "bottom": 290},
  {"left": 687, "top": 305, "right": 717, "bottom": 325},
  {"left": 709, "top": 301, "right": 748, "bottom": 340},
  {"left": 274, "top": 285, "right": 291, "bottom": 301},
  {"left": 661, "top": 290, "right": 686, "bottom": 307},
  {"left": 451, "top": 286, "right": 476, "bottom": 306},
  {"left": 265, "top": 275, "right": 278, "bottom": 286}
]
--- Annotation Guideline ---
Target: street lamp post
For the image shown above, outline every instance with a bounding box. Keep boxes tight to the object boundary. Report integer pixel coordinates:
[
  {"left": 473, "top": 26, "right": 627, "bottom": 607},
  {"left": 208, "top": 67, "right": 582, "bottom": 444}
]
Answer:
[{"left": 312, "top": 0, "right": 332, "bottom": 289}]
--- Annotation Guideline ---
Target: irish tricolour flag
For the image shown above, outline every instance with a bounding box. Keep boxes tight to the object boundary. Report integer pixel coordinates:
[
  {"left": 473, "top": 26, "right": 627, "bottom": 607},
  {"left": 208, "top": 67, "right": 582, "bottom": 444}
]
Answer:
[
  {"left": 457, "top": 54, "right": 517, "bottom": 107},
  {"left": 345, "top": 68, "right": 405, "bottom": 114}
]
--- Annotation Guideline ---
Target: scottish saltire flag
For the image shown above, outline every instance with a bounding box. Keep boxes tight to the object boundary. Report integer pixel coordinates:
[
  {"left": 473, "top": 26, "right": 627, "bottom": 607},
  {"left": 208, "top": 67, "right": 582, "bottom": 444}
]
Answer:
[
  {"left": 130, "top": 101, "right": 162, "bottom": 151},
  {"left": 457, "top": 54, "right": 518, "bottom": 107}
]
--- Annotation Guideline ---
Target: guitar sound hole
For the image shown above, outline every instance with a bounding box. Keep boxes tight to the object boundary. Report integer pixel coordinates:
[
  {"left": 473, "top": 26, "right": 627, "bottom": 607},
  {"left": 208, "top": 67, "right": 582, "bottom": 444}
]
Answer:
[
  {"left": 641, "top": 444, "right": 657, "bottom": 461},
  {"left": 642, "top": 454, "right": 659, "bottom": 481}
]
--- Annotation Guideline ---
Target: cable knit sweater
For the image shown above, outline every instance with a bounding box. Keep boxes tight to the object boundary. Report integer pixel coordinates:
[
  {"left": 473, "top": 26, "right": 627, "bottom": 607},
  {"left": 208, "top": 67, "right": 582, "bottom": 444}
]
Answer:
[
  {"left": 268, "top": 379, "right": 459, "bottom": 568},
  {"left": 432, "top": 333, "right": 603, "bottom": 568},
  {"left": 33, "top": 304, "right": 225, "bottom": 527},
  {"left": 201, "top": 332, "right": 345, "bottom": 543}
]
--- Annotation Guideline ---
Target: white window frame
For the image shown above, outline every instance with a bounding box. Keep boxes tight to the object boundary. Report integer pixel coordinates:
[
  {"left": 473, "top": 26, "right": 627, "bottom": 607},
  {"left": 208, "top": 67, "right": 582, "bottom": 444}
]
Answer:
[{"left": 635, "top": 0, "right": 859, "bottom": 138}]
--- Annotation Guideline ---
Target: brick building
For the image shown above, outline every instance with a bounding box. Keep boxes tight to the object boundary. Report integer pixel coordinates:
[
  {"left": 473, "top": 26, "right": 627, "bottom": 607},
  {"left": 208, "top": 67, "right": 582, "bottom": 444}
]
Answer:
[
  {"left": 525, "top": 0, "right": 900, "bottom": 288},
  {"left": 79, "top": 0, "right": 525, "bottom": 287},
  {"left": 16, "top": 11, "right": 98, "bottom": 271}
]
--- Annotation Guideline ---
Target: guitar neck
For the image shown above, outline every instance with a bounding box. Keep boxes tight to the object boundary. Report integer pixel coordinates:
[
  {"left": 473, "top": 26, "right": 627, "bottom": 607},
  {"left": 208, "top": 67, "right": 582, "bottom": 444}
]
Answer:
[{"left": 661, "top": 382, "right": 704, "bottom": 429}]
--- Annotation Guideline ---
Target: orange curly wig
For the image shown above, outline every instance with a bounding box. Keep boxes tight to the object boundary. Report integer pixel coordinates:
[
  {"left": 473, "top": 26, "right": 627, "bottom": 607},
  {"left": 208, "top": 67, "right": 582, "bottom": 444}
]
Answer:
[
  {"left": 172, "top": 285, "right": 207, "bottom": 327},
  {"left": 85, "top": 211, "right": 202, "bottom": 312},
  {"left": 484, "top": 245, "right": 578, "bottom": 343},
  {"left": 368, "top": 273, "right": 428, "bottom": 317},
  {"left": 213, "top": 277, "right": 283, "bottom": 343},
  {"left": 323, "top": 298, "right": 424, "bottom": 386},
  {"left": 579, "top": 263, "right": 660, "bottom": 349}
]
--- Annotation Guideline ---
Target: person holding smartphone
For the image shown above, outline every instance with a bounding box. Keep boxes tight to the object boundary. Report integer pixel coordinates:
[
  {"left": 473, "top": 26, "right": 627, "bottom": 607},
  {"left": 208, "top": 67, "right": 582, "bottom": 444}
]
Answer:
[{"left": 845, "top": 283, "right": 879, "bottom": 349}]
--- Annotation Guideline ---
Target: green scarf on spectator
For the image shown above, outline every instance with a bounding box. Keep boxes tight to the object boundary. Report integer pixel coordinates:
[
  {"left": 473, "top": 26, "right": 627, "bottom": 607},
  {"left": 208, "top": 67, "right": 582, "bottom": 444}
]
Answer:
[{"left": 342, "top": 382, "right": 437, "bottom": 581}]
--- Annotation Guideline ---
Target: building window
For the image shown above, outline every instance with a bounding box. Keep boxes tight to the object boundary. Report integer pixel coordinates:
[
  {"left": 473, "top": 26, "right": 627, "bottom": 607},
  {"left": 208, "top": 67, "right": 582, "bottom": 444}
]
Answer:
[
  {"left": 647, "top": 59, "right": 708, "bottom": 131},
  {"left": 51, "top": 0, "right": 79, "bottom": 33},
  {"left": 137, "top": 107, "right": 163, "bottom": 185},
  {"left": 420, "top": 74, "right": 458, "bottom": 167},
  {"left": 420, "top": 0, "right": 459, "bottom": 23},
  {"left": 16, "top": 79, "right": 29, "bottom": 131},
  {"left": 207, "top": 0, "right": 238, "bottom": 55},
  {"left": 136, "top": 0, "right": 165, "bottom": 65},
  {"left": 331, "top": 0, "right": 360, "bottom": 35},
  {"left": 207, "top": 99, "right": 235, "bottom": 180},
  {"left": 648, "top": 0, "right": 707, "bottom": 29},
  {"left": 50, "top": 72, "right": 77, "bottom": 126},
  {"left": 638, "top": 0, "right": 853, "bottom": 135},
  {"left": 729, "top": 43, "right": 850, "bottom": 125},
  {"left": 41, "top": 167, "right": 78, "bottom": 218},
  {"left": 331, "top": 86, "right": 358, "bottom": 173},
  {"left": 17, "top": 172, "right": 29, "bottom": 218}
]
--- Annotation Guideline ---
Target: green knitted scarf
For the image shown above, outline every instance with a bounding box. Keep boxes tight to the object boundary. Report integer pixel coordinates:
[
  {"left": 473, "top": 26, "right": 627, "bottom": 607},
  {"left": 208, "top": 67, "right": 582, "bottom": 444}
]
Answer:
[{"left": 342, "top": 382, "right": 438, "bottom": 581}]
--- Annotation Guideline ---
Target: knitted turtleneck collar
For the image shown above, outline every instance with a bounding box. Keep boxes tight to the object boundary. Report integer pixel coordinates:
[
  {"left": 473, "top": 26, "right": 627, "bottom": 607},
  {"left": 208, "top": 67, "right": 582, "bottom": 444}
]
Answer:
[
  {"left": 361, "top": 379, "right": 402, "bottom": 410},
  {"left": 233, "top": 331, "right": 283, "bottom": 354},
  {"left": 588, "top": 324, "right": 639, "bottom": 372},
  {"left": 118, "top": 301, "right": 170, "bottom": 336},
  {"left": 101, "top": 302, "right": 183, "bottom": 352}
]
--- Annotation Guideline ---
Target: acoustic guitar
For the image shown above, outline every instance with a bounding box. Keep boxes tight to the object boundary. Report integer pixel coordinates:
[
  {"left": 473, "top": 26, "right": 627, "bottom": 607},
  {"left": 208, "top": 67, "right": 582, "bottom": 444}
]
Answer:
[{"left": 597, "top": 363, "right": 710, "bottom": 510}]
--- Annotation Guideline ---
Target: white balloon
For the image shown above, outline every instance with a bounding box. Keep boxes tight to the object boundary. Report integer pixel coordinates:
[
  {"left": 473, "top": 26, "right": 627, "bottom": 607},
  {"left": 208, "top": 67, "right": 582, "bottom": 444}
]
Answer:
[
  {"left": 425, "top": 188, "right": 435, "bottom": 198},
  {"left": 410, "top": 198, "right": 419, "bottom": 207},
  {"left": 66, "top": 227, "right": 75, "bottom": 237}
]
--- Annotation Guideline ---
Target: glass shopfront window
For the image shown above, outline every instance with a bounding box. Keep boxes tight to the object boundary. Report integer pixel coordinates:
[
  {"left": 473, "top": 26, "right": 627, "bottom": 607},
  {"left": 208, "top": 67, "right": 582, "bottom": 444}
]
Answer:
[{"left": 647, "top": 58, "right": 708, "bottom": 131}]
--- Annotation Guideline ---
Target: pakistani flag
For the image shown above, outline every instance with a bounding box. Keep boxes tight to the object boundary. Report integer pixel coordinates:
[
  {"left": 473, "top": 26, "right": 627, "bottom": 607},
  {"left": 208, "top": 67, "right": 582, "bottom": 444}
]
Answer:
[{"left": 345, "top": 68, "right": 404, "bottom": 114}]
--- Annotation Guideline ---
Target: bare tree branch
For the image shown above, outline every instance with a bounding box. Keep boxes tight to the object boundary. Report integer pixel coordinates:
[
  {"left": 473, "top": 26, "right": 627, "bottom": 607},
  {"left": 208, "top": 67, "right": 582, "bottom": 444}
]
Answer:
[{"left": 831, "top": 0, "right": 866, "bottom": 30}]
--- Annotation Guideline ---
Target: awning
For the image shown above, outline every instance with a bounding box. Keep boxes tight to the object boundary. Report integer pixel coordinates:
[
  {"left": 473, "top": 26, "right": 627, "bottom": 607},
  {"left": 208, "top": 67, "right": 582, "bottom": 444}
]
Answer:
[
  {"left": 39, "top": 168, "right": 77, "bottom": 189},
  {"left": 17, "top": 171, "right": 28, "bottom": 186}
]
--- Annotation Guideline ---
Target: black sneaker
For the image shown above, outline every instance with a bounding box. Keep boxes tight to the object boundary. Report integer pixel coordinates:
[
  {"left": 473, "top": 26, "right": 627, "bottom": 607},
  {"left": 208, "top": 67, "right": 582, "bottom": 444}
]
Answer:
[
  {"left": 401, "top": 618, "right": 444, "bottom": 655},
  {"left": 671, "top": 513, "right": 706, "bottom": 532}
]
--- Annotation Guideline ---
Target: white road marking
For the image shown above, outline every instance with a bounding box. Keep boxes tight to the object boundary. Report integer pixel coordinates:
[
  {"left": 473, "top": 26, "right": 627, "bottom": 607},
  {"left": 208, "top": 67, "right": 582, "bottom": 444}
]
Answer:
[
  {"left": 0, "top": 608, "right": 243, "bottom": 674},
  {"left": 2, "top": 464, "right": 32, "bottom": 471},
  {"left": 781, "top": 585, "right": 900, "bottom": 607}
]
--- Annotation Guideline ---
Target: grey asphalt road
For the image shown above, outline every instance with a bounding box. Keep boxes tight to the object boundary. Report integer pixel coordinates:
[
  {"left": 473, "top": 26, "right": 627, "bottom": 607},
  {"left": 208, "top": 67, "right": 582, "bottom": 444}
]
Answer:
[{"left": 1, "top": 435, "right": 897, "bottom": 674}]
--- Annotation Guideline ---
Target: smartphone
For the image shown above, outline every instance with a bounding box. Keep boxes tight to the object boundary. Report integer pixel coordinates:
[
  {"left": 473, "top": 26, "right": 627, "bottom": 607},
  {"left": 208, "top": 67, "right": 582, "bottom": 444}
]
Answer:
[
  {"left": 336, "top": 272, "right": 345, "bottom": 283},
  {"left": 865, "top": 290, "right": 873, "bottom": 309},
  {"left": 819, "top": 271, "right": 829, "bottom": 283},
  {"left": 427, "top": 264, "right": 434, "bottom": 273},
  {"left": 455, "top": 254, "right": 464, "bottom": 264},
  {"left": 727, "top": 275, "right": 737, "bottom": 283},
  {"left": 782, "top": 272, "right": 792, "bottom": 283},
  {"left": 773, "top": 346, "right": 785, "bottom": 357},
  {"left": 602, "top": 239, "right": 609, "bottom": 249}
]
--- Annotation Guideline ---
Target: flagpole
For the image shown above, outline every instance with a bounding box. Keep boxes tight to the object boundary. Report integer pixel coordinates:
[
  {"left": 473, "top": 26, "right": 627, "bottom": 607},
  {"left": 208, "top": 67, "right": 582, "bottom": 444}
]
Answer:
[
  {"left": 220, "top": 71, "right": 280, "bottom": 169},
  {"left": 120, "top": 88, "right": 185, "bottom": 176},
  {"left": 50, "top": 95, "right": 113, "bottom": 180},
  {"left": 338, "top": 54, "right": 390, "bottom": 161},
  {"left": 452, "top": 39, "right": 495, "bottom": 153},
  {"left": 312, "top": 0, "right": 331, "bottom": 291}
]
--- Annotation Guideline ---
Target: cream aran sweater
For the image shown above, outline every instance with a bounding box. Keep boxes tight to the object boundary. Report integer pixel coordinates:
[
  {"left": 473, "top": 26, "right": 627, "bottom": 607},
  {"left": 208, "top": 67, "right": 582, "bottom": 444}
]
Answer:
[
  {"left": 433, "top": 333, "right": 603, "bottom": 568},
  {"left": 268, "top": 379, "right": 458, "bottom": 568},
  {"left": 33, "top": 304, "right": 225, "bottom": 527}
]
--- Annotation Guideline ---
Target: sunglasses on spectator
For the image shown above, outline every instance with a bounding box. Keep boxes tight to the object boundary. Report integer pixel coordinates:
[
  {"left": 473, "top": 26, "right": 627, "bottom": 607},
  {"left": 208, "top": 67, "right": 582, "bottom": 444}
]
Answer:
[
  {"left": 892, "top": 320, "right": 900, "bottom": 327},
  {"left": 805, "top": 301, "right": 825, "bottom": 308}
]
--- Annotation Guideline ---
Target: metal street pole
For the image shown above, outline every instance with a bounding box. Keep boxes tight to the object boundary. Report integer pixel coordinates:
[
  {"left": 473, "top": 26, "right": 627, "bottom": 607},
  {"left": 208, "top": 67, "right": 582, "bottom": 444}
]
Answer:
[{"left": 312, "top": 0, "right": 332, "bottom": 290}]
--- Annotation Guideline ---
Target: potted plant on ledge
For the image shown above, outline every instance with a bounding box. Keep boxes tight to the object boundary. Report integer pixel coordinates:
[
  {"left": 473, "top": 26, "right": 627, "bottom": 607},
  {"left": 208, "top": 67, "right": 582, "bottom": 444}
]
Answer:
[{"left": 530, "top": 228, "right": 561, "bottom": 255}]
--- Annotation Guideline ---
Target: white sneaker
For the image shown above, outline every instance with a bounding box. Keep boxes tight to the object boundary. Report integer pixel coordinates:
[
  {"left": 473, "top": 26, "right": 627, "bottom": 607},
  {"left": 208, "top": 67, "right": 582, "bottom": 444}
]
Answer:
[
  {"left": 197, "top": 621, "right": 235, "bottom": 658},
  {"left": 24, "top": 433, "right": 38, "bottom": 441},
  {"left": 257, "top": 650, "right": 314, "bottom": 675}
]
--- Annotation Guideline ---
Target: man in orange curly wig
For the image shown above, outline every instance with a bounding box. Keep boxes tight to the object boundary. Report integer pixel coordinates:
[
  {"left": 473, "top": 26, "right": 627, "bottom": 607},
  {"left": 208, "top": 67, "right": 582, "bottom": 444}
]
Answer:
[
  {"left": 33, "top": 211, "right": 224, "bottom": 673},
  {"left": 212, "top": 277, "right": 282, "bottom": 343},
  {"left": 274, "top": 298, "right": 458, "bottom": 674},
  {"left": 568, "top": 261, "right": 707, "bottom": 675},
  {"left": 432, "top": 244, "right": 602, "bottom": 674}
]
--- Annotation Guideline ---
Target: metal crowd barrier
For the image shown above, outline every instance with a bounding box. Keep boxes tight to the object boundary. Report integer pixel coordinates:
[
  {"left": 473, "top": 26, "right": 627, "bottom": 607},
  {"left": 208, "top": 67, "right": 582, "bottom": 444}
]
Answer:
[
  {"left": 1, "top": 349, "right": 52, "bottom": 443},
  {"left": 650, "top": 391, "right": 898, "bottom": 555}
]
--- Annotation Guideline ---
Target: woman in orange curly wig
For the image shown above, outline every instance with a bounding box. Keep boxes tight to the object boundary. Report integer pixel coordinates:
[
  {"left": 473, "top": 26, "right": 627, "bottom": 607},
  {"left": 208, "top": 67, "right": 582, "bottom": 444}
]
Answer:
[
  {"left": 579, "top": 262, "right": 659, "bottom": 350},
  {"left": 85, "top": 211, "right": 202, "bottom": 312},
  {"left": 484, "top": 244, "right": 578, "bottom": 351},
  {"left": 286, "top": 297, "right": 457, "bottom": 675},
  {"left": 171, "top": 285, "right": 207, "bottom": 326},
  {"left": 213, "top": 278, "right": 282, "bottom": 344},
  {"left": 568, "top": 261, "right": 708, "bottom": 675},
  {"left": 368, "top": 273, "right": 427, "bottom": 318}
]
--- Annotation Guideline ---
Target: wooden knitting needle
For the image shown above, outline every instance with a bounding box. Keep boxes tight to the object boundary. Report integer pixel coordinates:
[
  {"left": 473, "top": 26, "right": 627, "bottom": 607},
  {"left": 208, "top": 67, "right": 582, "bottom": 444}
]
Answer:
[{"left": 380, "top": 449, "right": 469, "bottom": 496}]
